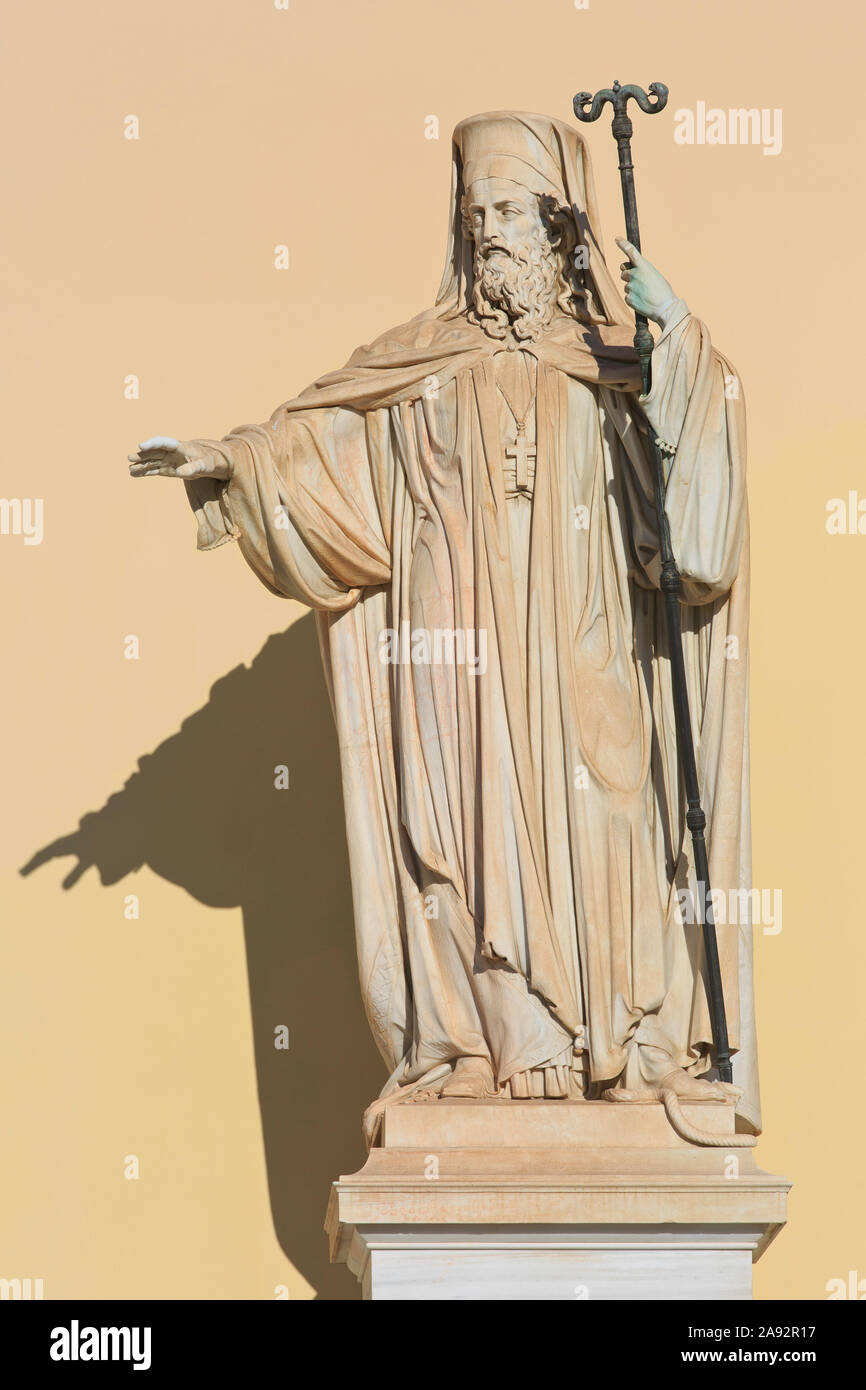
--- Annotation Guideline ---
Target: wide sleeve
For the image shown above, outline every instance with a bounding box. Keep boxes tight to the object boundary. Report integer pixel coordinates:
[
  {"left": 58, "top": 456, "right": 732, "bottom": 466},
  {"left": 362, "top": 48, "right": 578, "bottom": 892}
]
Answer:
[
  {"left": 632, "top": 302, "right": 748, "bottom": 604},
  {"left": 183, "top": 401, "right": 394, "bottom": 611}
]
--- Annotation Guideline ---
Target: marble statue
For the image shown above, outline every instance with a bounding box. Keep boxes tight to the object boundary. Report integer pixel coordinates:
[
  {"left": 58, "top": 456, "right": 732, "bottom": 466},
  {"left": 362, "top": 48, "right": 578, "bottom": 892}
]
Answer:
[{"left": 129, "top": 112, "right": 758, "bottom": 1143}]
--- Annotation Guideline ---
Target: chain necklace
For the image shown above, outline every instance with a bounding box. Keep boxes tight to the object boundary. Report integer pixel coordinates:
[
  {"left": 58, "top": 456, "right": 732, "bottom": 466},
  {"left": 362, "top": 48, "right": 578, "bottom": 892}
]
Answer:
[{"left": 496, "top": 356, "right": 537, "bottom": 492}]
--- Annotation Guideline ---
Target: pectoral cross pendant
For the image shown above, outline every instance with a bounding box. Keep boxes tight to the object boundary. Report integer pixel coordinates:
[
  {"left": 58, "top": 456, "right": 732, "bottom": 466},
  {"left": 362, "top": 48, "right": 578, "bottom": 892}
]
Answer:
[{"left": 505, "top": 426, "right": 535, "bottom": 492}]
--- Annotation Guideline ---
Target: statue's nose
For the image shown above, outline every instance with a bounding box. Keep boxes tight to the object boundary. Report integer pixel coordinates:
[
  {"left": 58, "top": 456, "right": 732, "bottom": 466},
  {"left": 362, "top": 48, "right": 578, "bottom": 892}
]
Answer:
[{"left": 482, "top": 208, "right": 499, "bottom": 241}]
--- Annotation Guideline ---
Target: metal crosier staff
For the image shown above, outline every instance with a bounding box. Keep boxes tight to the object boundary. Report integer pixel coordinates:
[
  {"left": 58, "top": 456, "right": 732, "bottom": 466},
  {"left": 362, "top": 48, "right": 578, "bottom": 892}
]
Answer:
[{"left": 573, "top": 81, "right": 733, "bottom": 1084}]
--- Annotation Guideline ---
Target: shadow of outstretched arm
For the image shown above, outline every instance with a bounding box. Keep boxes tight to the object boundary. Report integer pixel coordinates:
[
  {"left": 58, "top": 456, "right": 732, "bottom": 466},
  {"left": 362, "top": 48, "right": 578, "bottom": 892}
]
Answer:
[{"left": 21, "top": 614, "right": 384, "bottom": 1300}]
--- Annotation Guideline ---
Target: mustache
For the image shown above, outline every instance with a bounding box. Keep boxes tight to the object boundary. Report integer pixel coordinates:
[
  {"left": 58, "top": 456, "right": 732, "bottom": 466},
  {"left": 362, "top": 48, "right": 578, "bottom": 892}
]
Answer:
[{"left": 478, "top": 238, "right": 514, "bottom": 259}]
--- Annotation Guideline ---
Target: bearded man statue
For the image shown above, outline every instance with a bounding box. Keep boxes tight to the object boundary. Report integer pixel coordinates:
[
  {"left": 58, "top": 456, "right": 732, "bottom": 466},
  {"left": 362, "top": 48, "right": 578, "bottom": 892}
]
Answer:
[{"left": 129, "top": 112, "right": 759, "bottom": 1138}]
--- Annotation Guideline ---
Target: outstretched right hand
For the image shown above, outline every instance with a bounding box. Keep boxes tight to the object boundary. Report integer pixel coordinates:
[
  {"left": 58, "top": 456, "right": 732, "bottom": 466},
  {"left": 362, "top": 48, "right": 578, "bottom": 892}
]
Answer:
[{"left": 128, "top": 436, "right": 233, "bottom": 481}]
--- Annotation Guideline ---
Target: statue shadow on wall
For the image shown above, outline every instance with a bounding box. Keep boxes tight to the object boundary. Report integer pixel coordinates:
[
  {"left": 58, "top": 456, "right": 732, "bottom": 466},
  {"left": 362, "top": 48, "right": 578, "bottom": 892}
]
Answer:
[{"left": 20, "top": 613, "right": 383, "bottom": 1301}]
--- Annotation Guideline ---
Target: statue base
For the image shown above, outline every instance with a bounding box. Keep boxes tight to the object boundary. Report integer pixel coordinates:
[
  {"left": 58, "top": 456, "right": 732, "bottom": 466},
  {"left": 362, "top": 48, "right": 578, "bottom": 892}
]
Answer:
[{"left": 325, "top": 1099, "right": 789, "bottom": 1300}]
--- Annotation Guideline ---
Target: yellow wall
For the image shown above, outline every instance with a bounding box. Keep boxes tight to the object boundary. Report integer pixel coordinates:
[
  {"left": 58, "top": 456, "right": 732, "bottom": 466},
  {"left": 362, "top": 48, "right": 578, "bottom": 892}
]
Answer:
[{"left": 2, "top": 0, "right": 863, "bottom": 1299}]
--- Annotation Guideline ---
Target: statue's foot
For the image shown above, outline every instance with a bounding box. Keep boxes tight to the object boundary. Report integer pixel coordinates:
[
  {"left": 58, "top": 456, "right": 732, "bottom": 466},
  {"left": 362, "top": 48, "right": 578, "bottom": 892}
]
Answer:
[
  {"left": 603, "top": 1067, "right": 742, "bottom": 1105},
  {"left": 440, "top": 1056, "right": 497, "bottom": 1099},
  {"left": 659, "top": 1068, "right": 742, "bottom": 1103}
]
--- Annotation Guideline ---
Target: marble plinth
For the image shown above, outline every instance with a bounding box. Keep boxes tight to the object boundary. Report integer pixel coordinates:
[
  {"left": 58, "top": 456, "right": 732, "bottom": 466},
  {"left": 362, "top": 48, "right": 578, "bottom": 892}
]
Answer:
[{"left": 325, "top": 1100, "right": 789, "bottom": 1300}]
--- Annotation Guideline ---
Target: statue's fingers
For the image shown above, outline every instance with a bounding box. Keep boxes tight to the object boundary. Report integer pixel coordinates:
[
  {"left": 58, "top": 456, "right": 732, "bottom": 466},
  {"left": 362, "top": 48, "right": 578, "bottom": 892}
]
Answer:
[
  {"left": 128, "top": 451, "right": 169, "bottom": 466},
  {"left": 175, "top": 459, "right": 207, "bottom": 479},
  {"left": 129, "top": 456, "right": 165, "bottom": 471},
  {"left": 129, "top": 462, "right": 178, "bottom": 477},
  {"left": 139, "top": 435, "right": 179, "bottom": 451},
  {"left": 133, "top": 438, "right": 183, "bottom": 465},
  {"left": 130, "top": 450, "right": 172, "bottom": 467},
  {"left": 615, "top": 236, "right": 643, "bottom": 265}
]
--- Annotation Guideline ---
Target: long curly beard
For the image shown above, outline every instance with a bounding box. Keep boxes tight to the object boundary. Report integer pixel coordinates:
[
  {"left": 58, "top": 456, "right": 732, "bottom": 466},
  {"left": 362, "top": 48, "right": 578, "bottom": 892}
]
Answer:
[{"left": 468, "top": 229, "right": 560, "bottom": 342}]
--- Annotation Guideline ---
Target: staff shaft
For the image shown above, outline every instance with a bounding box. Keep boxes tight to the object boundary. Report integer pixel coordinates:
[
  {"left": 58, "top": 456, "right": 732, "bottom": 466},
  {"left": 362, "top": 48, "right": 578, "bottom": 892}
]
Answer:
[{"left": 574, "top": 82, "right": 733, "bottom": 1084}]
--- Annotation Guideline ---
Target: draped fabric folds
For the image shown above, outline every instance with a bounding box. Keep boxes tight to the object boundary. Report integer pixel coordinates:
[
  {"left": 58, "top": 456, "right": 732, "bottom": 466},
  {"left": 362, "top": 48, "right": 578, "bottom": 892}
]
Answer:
[{"left": 182, "top": 112, "right": 759, "bottom": 1130}]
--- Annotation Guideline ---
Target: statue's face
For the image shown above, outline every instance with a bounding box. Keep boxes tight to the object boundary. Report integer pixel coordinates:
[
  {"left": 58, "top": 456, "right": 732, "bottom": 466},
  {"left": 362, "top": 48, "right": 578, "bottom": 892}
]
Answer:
[
  {"left": 463, "top": 178, "right": 546, "bottom": 257},
  {"left": 463, "top": 175, "right": 563, "bottom": 343}
]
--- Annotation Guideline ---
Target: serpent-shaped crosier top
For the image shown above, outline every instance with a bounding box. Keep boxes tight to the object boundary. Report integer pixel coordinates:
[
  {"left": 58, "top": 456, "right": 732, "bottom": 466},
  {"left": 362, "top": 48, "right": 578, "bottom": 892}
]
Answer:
[{"left": 573, "top": 80, "right": 668, "bottom": 124}]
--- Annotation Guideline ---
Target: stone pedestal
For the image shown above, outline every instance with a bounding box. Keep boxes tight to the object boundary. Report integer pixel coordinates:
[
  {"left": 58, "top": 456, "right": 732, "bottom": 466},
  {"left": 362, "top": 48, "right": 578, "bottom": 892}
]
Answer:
[{"left": 325, "top": 1100, "right": 789, "bottom": 1300}]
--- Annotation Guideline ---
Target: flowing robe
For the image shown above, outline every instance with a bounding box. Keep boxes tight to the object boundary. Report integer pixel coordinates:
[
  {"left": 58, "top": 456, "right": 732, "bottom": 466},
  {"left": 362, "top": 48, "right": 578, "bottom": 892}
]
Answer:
[{"left": 185, "top": 302, "right": 759, "bottom": 1131}]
